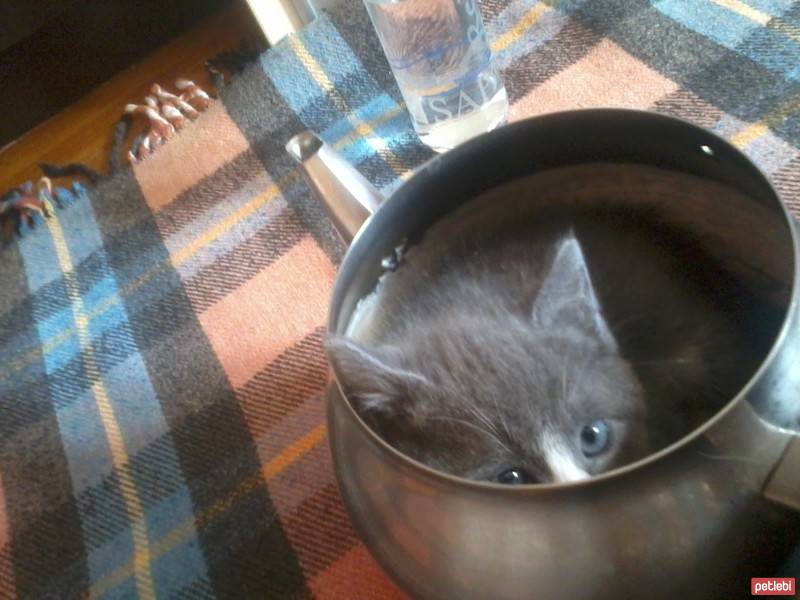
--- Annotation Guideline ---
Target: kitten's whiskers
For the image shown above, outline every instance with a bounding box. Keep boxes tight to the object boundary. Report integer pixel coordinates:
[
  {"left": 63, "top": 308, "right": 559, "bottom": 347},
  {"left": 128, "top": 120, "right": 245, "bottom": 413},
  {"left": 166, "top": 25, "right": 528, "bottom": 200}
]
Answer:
[
  {"left": 462, "top": 403, "right": 500, "bottom": 436},
  {"left": 428, "top": 415, "right": 512, "bottom": 452},
  {"left": 488, "top": 392, "right": 514, "bottom": 441}
]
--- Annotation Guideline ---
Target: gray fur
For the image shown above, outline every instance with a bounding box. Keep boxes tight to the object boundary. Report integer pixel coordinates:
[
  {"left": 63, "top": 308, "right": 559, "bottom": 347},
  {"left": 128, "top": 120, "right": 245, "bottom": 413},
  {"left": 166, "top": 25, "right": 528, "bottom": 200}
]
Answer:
[
  {"left": 327, "top": 209, "right": 771, "bottom": 485},
  {"left": 329, "top": 233, "right": 648, "bottom": 483}
]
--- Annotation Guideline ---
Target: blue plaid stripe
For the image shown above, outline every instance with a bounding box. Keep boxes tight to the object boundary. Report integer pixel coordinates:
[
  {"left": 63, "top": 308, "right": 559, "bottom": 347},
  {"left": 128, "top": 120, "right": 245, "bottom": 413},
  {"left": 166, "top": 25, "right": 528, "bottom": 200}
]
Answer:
[
  {"left": 488, "top": 0, "right": 590, "bottom": 67},
  {"left": 15, "top": 197, "right": 209, "bottom": 598},
  {"left": 654, "top": 0, "right": 800, "bottom": 80},
  {"left": 263, "top": 17, "right": 420, "bottom": 187}
]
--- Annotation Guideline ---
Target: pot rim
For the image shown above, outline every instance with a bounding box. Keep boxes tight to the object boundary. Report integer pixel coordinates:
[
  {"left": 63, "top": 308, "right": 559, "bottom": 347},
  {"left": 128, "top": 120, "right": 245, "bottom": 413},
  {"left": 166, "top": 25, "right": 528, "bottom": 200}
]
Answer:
[{"left": 326, "top": 107, "right": 800, "bottom": 493}]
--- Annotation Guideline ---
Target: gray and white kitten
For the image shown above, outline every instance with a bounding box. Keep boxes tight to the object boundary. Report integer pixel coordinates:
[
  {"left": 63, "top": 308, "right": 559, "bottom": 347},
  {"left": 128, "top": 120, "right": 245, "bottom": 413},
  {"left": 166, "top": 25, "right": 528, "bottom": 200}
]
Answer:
[
  {"left": 327, "top": 207, "right": 768, "bottom": 485},
  {"left": 328, "top": 234, "right": 648, "bottom": 485}
]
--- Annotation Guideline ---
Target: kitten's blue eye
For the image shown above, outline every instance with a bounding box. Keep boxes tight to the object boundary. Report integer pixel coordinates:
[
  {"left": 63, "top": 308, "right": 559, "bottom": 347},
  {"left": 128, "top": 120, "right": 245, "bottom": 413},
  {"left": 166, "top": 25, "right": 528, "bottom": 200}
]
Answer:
[
  {"left": 496, "top": 468, "right": 532, "bottom": 485},
  {"left": 580, "top": 420, "right": 611, "bottom": 457}
]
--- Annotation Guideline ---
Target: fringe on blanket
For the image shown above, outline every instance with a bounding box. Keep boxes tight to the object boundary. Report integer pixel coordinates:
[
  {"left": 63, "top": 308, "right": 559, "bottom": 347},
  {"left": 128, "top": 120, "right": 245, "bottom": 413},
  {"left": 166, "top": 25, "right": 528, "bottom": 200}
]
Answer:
[{"left": 0, "top": 42, "right": 263, "bottom": 243}]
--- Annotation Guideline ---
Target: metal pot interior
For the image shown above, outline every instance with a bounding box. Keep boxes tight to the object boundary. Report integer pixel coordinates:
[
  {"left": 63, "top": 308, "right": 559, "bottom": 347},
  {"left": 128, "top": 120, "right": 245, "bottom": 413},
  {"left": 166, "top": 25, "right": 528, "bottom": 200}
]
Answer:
[{"left": 328, "top": 109, "right": 799, "bottom": 474}]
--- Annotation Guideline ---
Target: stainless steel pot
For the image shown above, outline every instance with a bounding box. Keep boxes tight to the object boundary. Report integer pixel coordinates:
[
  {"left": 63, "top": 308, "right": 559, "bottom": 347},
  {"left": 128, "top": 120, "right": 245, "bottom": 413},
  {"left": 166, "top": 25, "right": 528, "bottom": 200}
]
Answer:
[{"left": 286, "top": 109, "right": 800, "bottom": 600}]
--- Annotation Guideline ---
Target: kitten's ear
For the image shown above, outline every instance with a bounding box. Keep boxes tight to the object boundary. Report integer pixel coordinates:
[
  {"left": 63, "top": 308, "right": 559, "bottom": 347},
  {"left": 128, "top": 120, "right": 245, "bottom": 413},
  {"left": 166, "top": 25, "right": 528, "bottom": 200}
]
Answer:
[
  {"left": 532, "top": 235, "right": 618, "bottom": 350},
  {"left": 326, "top": 336, "right": 428, "bottom": 416}
]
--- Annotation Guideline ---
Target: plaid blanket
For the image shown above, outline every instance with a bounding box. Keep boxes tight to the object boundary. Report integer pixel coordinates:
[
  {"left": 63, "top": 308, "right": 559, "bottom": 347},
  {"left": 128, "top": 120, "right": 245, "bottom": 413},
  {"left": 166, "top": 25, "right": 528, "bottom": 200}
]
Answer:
[{"left": 2, "top": 0, "right": 799, "bottom": 598}]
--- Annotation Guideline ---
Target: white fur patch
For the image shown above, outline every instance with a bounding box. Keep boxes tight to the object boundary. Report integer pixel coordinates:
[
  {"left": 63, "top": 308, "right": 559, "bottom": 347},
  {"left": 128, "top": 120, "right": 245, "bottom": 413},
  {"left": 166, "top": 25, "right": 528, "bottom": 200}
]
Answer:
[{"left": 541, "top": 431, "right": 589, "bottom": 483}]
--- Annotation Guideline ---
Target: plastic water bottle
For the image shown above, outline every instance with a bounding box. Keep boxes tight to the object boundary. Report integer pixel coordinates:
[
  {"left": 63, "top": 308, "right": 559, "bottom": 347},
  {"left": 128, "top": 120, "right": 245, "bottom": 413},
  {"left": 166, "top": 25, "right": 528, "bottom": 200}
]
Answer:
[{"left": 364, "top": 0, "right": 508, "bottom": 152}]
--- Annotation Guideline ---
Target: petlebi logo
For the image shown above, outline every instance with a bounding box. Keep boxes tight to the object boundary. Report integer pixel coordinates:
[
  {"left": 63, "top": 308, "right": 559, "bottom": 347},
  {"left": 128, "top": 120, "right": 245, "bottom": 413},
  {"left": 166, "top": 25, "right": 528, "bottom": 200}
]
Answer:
[{"left": 751, "top": 578, "right": 796, "bottom": 596}]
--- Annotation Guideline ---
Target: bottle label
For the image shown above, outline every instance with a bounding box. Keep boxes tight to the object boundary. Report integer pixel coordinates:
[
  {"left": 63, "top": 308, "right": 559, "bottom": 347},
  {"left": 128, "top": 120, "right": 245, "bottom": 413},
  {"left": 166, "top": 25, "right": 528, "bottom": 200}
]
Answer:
[{"left": 410, "top": 64, "right": 502, "bottom": 127}]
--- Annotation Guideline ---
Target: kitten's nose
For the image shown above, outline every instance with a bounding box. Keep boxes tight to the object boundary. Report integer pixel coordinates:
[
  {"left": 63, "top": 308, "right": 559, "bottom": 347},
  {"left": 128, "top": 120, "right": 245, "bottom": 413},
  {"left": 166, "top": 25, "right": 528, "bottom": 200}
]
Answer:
[
  {"left": 548, "top": 460, "right": 590, "bottom": 483},
  {"left": 541, "top": 432, "right": 590, "bottom": 483}
]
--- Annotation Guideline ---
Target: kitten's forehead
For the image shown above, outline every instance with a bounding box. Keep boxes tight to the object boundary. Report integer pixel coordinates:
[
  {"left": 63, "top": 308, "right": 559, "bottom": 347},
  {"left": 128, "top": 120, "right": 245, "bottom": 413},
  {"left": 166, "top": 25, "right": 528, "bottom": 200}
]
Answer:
[{"left": 541, "top": 430, "right": 589, "bottom": 483}]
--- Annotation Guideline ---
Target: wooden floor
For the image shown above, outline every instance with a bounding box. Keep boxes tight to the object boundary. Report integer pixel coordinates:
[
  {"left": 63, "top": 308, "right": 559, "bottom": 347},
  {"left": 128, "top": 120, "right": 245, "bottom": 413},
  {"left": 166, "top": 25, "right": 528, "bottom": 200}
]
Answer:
[{"left": 0, "top": 1, "right": 265, "bottom": 194}]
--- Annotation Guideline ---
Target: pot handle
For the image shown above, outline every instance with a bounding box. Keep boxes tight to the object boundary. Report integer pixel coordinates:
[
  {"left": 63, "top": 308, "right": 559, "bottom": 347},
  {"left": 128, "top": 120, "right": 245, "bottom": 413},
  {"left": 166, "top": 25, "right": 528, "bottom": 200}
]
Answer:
[
  {"left": 763, "top": 434, "right": 800, "bottom": 511},
  {"left": 286, "top": 131, "right": 383, "bottom": 243}
]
